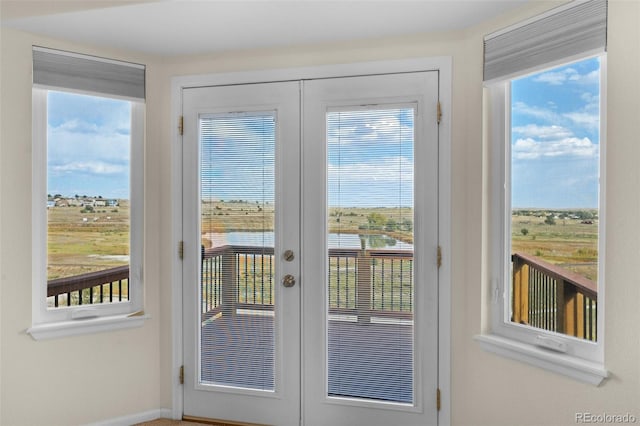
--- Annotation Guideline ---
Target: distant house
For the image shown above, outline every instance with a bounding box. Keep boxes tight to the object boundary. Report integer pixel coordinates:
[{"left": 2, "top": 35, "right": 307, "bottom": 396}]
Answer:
[
  {"left": 107, "top": 199, "right": 119, "bottom": 207},
  {"left": 94, "top": 200, "right": 107, "bottom": 207}
]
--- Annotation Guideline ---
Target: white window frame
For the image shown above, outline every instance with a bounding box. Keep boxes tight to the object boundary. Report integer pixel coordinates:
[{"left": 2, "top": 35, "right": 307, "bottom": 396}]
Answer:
[
  {"left": 476, "top": 54, "right": 608, "bottom": 385},
  {"left": 28, "top": 87, "right": 146, "bottom": 340}
]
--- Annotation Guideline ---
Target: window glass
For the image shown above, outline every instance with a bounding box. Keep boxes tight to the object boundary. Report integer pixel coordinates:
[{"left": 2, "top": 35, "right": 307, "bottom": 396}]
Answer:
[
  {"left": 509, "top": 57, "right": 600, "bottom": 341},
  {"left": 46, "top": 90, "right": 132, "bottom": 308}
]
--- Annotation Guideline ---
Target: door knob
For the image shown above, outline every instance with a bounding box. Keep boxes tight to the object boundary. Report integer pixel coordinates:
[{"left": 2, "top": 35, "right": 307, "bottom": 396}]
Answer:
[
  {"left": 282, "top": 274, "right": 296, "bottom": 288},
  {"left": 283, "top": 250, "right": 295, "bottom": 262}
]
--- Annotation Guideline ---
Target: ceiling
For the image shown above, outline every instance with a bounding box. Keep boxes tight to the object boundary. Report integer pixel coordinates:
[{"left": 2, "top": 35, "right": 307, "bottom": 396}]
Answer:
[{"left": 1, "top": 0, "right": 530, "bottom": 57}]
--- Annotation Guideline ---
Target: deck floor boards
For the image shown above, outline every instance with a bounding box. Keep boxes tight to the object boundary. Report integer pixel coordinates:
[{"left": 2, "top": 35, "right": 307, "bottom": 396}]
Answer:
[{"left": 200, "top": 313, "right": 413, "bottom": 403}]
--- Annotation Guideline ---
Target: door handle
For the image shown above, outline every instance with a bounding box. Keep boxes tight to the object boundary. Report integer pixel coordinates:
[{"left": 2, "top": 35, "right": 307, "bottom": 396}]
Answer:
[{"left": 282, "top": 274, "right": 296, "bottom": 288}]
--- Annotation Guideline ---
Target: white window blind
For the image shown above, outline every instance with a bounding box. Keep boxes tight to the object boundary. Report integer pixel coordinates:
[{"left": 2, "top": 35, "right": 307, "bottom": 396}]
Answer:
[
  {"left": 483, "top": 0, "right": 607, "bottom": 82},
  {"left": 33, "top": 46, "right": 145, "bottom": 101},
  {"left": 326, "top": 107, "right": 415, "bottom": 404},
  {"left": 199, "top": 113, "right": 276, "bottom": 391}
]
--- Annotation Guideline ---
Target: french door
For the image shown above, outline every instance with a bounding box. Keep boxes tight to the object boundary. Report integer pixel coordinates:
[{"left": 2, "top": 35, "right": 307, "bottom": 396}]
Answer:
[
  {"left": 182, "top": 81, "right": 301, "bottom": 425},
  {"left": 182, "top": 72, "right": 439, "bottom": 426}
]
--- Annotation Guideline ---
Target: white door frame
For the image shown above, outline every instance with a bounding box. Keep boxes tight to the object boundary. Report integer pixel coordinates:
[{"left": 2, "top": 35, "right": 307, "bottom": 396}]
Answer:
[{"left": 170, "top": 57, "right": 452, "bottom": 425}]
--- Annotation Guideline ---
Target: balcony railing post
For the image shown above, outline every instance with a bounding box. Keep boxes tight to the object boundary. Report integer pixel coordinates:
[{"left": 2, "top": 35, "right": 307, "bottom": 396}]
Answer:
[
  {"left": 512, "top": 255, "right": 529, "bottom": 325},
  {"left": 561, "top": 282, "right": 584, "bottom": 339},
  {"left": 221, "top": 247, "right": 238, "bottom": 317},
  {"left": 556, "top": 279, "right": 566, "bottom": 334},
  {"left": 356, "top": 249, "right": 372, "bottom": 324}
]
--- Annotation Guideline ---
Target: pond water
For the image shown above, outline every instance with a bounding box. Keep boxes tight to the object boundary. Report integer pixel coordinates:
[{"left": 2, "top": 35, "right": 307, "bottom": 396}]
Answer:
[{"left": 202, "top": 231, "right": 413, "bottom": 250}]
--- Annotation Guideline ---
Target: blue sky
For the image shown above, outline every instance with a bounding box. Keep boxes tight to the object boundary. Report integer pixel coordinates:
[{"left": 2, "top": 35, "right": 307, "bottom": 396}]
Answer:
[
  {"left": 47, "top": 91, "right": 131, "bottom": 199},
  {"left": 511, "top": 57, "right": 601, "bottom": 209},
  {"left": 327, "top": 108, "right": 414, "bottom": 208}
]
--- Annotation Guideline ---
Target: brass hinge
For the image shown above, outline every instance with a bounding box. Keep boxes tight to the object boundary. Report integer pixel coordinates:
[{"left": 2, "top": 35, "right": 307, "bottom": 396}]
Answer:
[
  {"left": 179, "top": 365, "right": 184, "bottom": 385},
  {"left": 437, "top": 388, "right": 441, "bottom": 411},
  {"left": 178, "top": 115, "right": 184, "bottom": 136},
  {"left": 437, "top": 245, "right": 442, "bottom": 268},
  {"left": 178, "top": 241, "right": 184, "bottom": 260},
  {"left": 437, "top": 101, "right": 442, "bottom": 125}
]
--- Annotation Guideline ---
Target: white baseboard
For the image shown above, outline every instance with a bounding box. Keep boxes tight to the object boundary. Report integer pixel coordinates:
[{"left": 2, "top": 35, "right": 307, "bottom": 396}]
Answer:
[{"left": 85, "top": 408, "right": 175, "bottom": 426}]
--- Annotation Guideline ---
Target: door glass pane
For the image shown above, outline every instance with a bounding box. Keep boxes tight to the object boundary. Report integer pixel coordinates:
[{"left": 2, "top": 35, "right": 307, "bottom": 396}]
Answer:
[
  {"left": 327, "top": 107, "right": 415, "bottom": 404},
  {"left": 199, "top": 113, "right": 276, "bottom": 391}
]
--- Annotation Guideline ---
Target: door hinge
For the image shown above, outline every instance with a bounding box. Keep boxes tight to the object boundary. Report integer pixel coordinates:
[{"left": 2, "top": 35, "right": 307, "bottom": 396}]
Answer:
[
  {"left": 437, "top": 388, "right": 441, "bottom": 411},
  {"left": 178, "top": 115, "right": 184, "bottom": 136},
  {"left": 437, "top": 245, "right": 442, "bottom": 268},
  {"left": 179, "top": 365, "right": 184, "bottom": 385},
  {"left": 437, "top": 101, "right": 442, "bottom": 125},
  {"left": 178, "top": 240, "right": 184, "bottom": 260}
]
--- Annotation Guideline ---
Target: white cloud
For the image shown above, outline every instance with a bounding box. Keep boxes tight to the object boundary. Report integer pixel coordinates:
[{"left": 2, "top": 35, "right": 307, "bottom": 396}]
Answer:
[
  {"left": 512, "top": 102, "right": 560, "bottom": 123},
  {"left": 581, "top": 92, "right": 595, "bottom": 103},
  {"left": 563, "top": 112, "right": 599, "bottom": 131},
  {"left": 513, "top": 137, "right": 598, "bottom": 160},
  {"left": 533, "top": 67, "right": 599, "bottom": 86},
  {"left": 49, "top": 161, "right": 127, "bottom": 175},
  {"left": 533, "top": 68, "right": 577, "bottom": 85},
  {"left": 512, "top": 124, "right": 572, "bottom": 140},
  {"left": 513, "top": 101, "right": 600, "bottom": 134},
  {"left": 327, "top": 109, "right": 413, "bottom": 145},
  {"left": 329, "top": 156, "right": 414, "bottom": 183},
  {"left": 576, "top": 69, "right": 600, "bottom": 85},
  {"left": 48, "top": 126, "right": 130, "bottom": 163}
]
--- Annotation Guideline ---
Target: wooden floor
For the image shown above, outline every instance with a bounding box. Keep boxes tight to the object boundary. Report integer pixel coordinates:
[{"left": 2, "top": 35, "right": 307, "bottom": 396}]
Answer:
[{"left": 200, "top": 313, "right": 414, "bottom": 403}]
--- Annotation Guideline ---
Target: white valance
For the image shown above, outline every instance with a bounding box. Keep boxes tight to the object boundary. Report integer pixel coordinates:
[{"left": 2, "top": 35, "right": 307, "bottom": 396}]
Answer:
[
  {"left": 484, "top": 0, "right": 607, "bottom": 82},
  {"left": 33, "top": 46, "right": 145, "bottom": 101}
]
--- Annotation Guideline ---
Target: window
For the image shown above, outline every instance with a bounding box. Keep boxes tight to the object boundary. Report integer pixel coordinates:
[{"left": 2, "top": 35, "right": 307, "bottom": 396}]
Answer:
[
  {"left": 509, "top": 58, "right": 601, "bottom": 342},
  {"left": 29, "top": 47, "right": 145, "bottom": 339},
  {"left": 477, "top": 0, "right": 608, "bottom": 385}
]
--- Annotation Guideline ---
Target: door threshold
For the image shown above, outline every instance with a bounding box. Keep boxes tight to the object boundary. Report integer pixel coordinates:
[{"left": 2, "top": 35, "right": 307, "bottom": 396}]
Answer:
[{"left": 183, "top": 415, "right": 272, "bottom": 426}]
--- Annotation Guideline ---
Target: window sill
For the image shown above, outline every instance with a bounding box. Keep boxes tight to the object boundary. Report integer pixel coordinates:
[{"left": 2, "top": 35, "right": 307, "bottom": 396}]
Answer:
[
  {"left": 27, "top": 312, "right": 150, "bottom": 341},
  {"left": 474, "top": 334, "right": 608, "bottom": 386}
]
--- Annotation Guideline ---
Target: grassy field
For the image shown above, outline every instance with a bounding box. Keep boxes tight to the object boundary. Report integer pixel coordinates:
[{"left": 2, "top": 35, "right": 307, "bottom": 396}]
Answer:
[
  {"left": 47, "top": 201, "right": 129, "bottom": 280},
  {"left": 200, "top": 200, "right": 413, "bottom": 246},
  {"left": 511, "top": 209, "right": 598, "bottom": 282},
  {"left": 50, "top": 198, "right": 597, "bottom": 288}
]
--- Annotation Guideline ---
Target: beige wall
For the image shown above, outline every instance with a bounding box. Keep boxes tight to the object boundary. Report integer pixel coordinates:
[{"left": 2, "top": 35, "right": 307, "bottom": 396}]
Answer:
[
  {"left": 0, "top": 29, "right": 162, "bottom": 425},
  {"left": 1, "top": 0, "right": 638, "bottom": 425},
  {"left": 460, "top": 1, "right": 640, "bottom": 425}
]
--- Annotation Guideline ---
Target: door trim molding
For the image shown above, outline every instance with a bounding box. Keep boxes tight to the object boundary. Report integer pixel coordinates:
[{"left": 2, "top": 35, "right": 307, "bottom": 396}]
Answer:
[{"left": 171, "top": 57, "right": 452, "bottom": 425}]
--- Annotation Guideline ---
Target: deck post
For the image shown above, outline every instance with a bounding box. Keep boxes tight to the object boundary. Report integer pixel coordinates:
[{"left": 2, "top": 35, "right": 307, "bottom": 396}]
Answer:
[
  {"left": 561, "top": 282, "right": 584, "bottom": 338},
  {"left": 221, "top": 247, "right": 238, "bottom": 317},
  {"left": 356, "top": 250, "right": 372, "bottom": 324},
  {"left": 512, "top": 254, "right": 529, "bottom": 325}
]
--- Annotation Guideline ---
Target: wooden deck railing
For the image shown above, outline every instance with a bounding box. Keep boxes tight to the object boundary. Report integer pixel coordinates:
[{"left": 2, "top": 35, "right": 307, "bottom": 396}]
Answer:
[
  {"left": 201, "top": 245, "right": 414, "bottom": 323},
  {"left": 47, "top": 265, "right": 130, "bottom": 307},
  {"left": 512, "top": 252, "right": 597, "bottom": 341}
]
